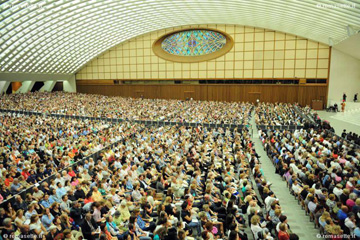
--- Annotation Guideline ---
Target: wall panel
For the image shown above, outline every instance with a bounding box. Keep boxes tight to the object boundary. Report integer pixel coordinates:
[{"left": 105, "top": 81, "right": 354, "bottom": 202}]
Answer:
[
  {"left": 76, "top": 24, "right": 330, "bottom": 81},
  {"left": 77, "top": 82, "right": 326, "bottom": 106}
]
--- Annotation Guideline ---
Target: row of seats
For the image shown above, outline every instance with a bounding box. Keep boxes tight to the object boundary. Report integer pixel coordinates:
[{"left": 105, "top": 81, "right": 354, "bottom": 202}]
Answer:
[
  {"left": 259, "top": 127, "right": 360, "bottom": 239},
  {"left": 0, "top": 113, "right": 139, "bottom": 200},
  {"left": 254, "top": 103, "right": 308, "bottom": 127},
  {"left": 0, "top": 119, "right": 297, "bottom": 240},
  {"left": 0, "top": 92, "right": 252, "bottom": 124}
]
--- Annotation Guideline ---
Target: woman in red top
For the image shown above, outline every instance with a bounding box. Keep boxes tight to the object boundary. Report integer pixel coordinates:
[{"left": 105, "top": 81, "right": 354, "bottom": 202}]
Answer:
[
  {"left": 4, "top": 174, "right": 13, "bottom": 187},
  {"left": 84, "top": 192, "right": 94, "bottom": 204},
  {"left": 68, "top": 167, "right": 76, "bottom": 177},
  {"left": 278, "top": 223, "right": 290, "bottom": 240},
  {"left": 21, "top": 168, "right": 30, "bottom": 180}
]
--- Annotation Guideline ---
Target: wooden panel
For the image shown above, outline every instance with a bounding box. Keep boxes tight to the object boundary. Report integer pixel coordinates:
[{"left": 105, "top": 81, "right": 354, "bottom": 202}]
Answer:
[
  {"left": 76, "top": 80, "right": 114, "bottom": 85},
  {"left": 249, "top": 92, "right": 261, "bottom": 103},
  {"left": 76, "top": 83, "right": 328, "bottom": 106}
]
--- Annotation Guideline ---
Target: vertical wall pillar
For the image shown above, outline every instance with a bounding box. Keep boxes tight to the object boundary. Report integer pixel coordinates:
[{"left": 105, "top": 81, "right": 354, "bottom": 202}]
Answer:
[
  {"left": 39, "top": 80, "right": 56, "bottom": 92},
  {"left": 0, "top": 81, "right": 11, "bottom": 94},
  {"left": 63, "top": 75, "right": 76, "bottom": 92},
  {"left": 16, "top": 80, "right": 35, "bottom": 93}
]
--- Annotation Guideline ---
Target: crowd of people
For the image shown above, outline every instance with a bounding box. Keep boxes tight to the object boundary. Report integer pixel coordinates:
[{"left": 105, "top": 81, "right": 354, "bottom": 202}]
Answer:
[
  {"left": 341, "top": 131, "right": 360, "bottom": 147},
  {"left": 0, "top": 113, "right": 139, "bottom": 200},
  {"left": 0, "top": 93, "right": 252, "bottom": 125},
  {"left": 254, "top": 103, "right": 307, "bottom": 126},
  {"left": 259, "top": 127, "right": 360, "bottom": 239},
  {"left": 3, "top": 92, "right": 357, "bottom": 240},
  {"left": 0, "top": 115, "right": 299, "bottom": 240}
]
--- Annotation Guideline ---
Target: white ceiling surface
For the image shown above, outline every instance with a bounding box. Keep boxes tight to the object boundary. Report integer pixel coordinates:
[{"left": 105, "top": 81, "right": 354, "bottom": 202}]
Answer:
[
  {"left": 333, "top": 33, "right": 360, "bottom": 60},
  {"left": 0, "top": 0, "right": 359, "bottom": 74}
]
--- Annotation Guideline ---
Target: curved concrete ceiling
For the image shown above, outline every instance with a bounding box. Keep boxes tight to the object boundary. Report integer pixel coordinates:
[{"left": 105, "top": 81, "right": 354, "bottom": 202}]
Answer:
[{"left": 0, "top": 0, "right": 359, "bottom": 74}]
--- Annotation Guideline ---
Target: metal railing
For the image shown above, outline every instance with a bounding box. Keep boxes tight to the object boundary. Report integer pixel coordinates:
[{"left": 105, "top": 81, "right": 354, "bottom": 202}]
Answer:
[
  {"left": 0, "top": 138, "right": 127, "bottom": 208},
  {"left": 294, "top": 105, "right": 317, "bottom": 126},
  {"left": 305, "top": 111, "right": 360, "bottom": 149},
  {"left": 0, "top": 109, "right": 255, "bottom": 207},
  {"left": 256, "top": 124, "right": 303, "bottom": 131},
  {"left": 0, "top": 109, "right": 249, "bottom": 130}
]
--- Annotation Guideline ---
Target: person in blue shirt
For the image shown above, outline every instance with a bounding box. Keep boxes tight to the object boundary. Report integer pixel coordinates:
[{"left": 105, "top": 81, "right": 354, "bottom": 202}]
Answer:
[
  {"left": 56, "top": 182, "right": 67, "bottom": 199},
  {"left": 49, "top": 188, "right": 62, "bottom": 203},
  {"left": 337, "top": 205, "right": 348, "bottom": 221},
  {"left": 10, "top": 178, "right": 23, "bottom": 194},
  {"left": 41, "top": 208, "right": 54, "bottom": 230},
  {"left": 133, "top": 208, "right": 156, "bottom": 232},
  {"left": 125, "top": 176, "right": 133, "bottom": 191},
  {"left": 43, "top": 165, "right": 53, "bottom": 177},
  {"left": 40, "top": 194, "right": 54, "bottom": 209},
  {"left": 26, "top": 170, "right": 37, "bottom": 184}
]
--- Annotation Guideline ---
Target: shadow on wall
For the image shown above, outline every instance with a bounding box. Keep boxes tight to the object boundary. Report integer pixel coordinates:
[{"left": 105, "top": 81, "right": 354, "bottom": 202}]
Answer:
[{"left": 53, "top": 82, "right": 63, "bottom": 91}]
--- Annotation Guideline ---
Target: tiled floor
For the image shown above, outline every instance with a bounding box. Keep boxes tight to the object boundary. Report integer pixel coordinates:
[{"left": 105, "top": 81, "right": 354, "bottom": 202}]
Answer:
[{"left": 316, "top": 110, "right": 360, "bottom": 135}]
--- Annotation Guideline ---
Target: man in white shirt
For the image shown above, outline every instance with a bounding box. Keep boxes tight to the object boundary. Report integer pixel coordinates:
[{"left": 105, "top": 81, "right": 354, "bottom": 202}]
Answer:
[
  {"left": 32, "top": 187, "right": 44, "bottom": 201},
  {"left": 54, "top": 173, "right": 65, "bottom": 186},
  {"left": 265, "top": 192, "right": 277, "bottom": 212},
  {"left": 292, "top": 180, "right": 302, "bottom": 195},
  {"left": 330, "top": 160, "right": 342, "bottom": 171},
  {"left": 0, "top": 164, "right": 6, "bottom": 178},
  {"left": 345, "top": 213, "right": 356, "bottom": 233},
  {"left": 60, "top": 195, "right": 72, "bottom": 214},
  {"left": 289, "top": 161, "right": 301, "bottom": 175},
  {"left": 114, "top": 159, "right": 122, "bottom": 169},
  {"left": 333, "top": 184, "right": 344, "bottom": 199}
]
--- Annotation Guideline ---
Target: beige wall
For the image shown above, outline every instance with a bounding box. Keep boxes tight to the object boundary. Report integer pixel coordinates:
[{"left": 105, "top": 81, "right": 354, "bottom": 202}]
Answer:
[
  {"left": 76, "top": 24, "right": 330, "bottom": 80},
  {"left": 328, "top": 48, "right": 360, "bottom": 105}
]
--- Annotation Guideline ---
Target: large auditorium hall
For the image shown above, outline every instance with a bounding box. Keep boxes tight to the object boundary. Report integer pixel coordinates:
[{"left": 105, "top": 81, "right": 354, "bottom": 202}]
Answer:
[{"left": 0, "top": 1, "right": 359, "bottom": 240}]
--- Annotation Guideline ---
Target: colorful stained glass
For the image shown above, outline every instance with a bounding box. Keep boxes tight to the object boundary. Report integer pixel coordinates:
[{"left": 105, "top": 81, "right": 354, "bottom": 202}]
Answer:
[{"left": 161, "top": 30, "right": 226, "bottom": 56}]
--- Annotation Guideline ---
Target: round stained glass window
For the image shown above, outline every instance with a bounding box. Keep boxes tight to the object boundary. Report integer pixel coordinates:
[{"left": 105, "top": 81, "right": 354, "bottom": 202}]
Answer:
[
  {"left": 153, "top": 28, "right": 234, "bottom": 63},
  {"left": 161, "top": 30, "right": 227, "bottom": 56}
]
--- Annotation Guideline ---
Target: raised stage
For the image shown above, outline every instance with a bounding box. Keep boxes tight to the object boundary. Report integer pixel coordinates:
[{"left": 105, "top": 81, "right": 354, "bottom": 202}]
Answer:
[{"left": 329, "top": 100, "right": 360, "bottom": 112}]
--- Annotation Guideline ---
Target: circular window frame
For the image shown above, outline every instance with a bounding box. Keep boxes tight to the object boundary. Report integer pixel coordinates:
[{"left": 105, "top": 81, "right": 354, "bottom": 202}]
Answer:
[{"left": 152, "top": 27, "right": 234, "bottom": 63}]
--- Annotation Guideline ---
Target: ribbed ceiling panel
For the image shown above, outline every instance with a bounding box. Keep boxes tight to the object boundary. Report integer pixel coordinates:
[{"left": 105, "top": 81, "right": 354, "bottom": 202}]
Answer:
[{"left": 0, "top": 0, "right": 359, "bottom": 73}]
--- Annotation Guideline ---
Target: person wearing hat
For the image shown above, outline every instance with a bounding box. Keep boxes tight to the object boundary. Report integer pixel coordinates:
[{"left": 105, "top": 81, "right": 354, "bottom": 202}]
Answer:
[{"left": 46, "top": 225, "right": 59, "bottom": 240}]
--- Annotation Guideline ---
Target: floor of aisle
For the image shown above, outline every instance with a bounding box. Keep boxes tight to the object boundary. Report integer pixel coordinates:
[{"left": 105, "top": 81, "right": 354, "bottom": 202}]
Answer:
[{"left": 249, "top": 113, "right": 321, "bottom": 240}]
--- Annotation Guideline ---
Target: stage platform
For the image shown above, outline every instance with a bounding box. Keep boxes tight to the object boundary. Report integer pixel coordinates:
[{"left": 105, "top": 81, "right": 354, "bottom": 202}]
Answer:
[
  {"left": 329, "top": 100, "right": 360, "bottom": 112},
  {"left": 330, "top": 110, "right": 360, "bottom": 128}
]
